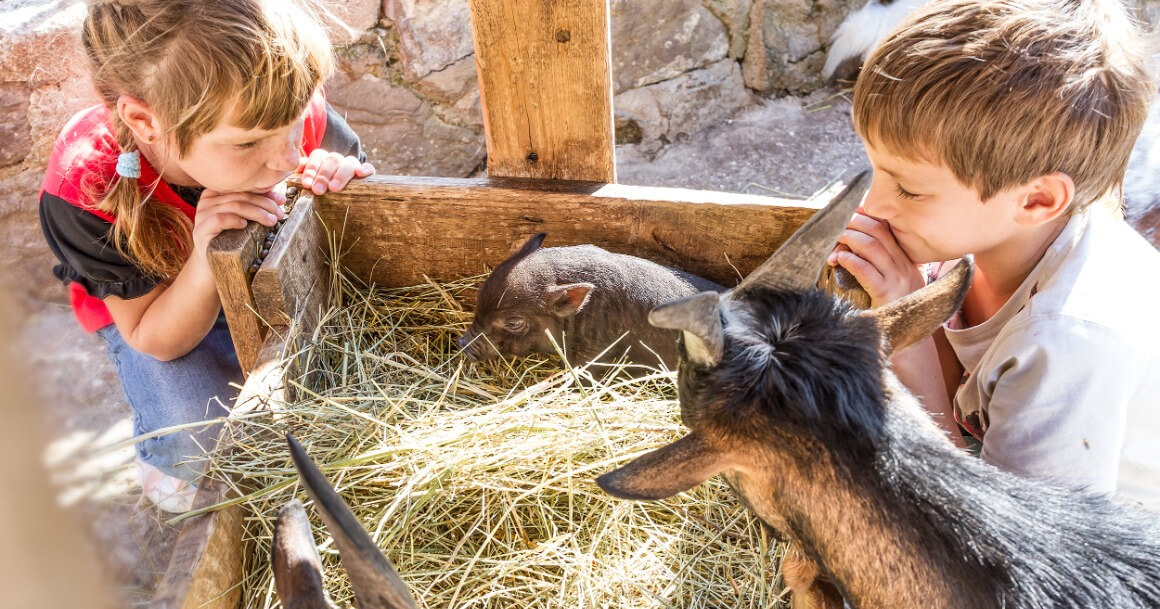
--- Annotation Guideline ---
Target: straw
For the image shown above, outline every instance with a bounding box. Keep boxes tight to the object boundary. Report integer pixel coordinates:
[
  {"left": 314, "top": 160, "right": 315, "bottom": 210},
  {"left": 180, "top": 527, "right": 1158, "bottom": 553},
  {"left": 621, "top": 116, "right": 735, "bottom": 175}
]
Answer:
[{"left": 204, "top": 271, "right": 790, "bottom": 608}]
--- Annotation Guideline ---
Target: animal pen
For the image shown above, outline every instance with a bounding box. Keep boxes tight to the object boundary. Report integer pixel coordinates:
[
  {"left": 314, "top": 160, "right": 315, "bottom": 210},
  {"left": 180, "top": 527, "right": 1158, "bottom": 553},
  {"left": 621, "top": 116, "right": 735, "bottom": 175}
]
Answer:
[{"left": 149, "top": 0, "right": 866, "bottom": 607}]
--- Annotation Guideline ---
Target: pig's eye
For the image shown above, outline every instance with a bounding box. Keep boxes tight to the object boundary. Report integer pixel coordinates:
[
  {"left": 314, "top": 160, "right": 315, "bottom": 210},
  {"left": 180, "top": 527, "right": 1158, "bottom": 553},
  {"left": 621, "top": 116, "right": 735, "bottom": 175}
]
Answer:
[{"left": 502, "top": 317, "right": 529, "bottom": 335}]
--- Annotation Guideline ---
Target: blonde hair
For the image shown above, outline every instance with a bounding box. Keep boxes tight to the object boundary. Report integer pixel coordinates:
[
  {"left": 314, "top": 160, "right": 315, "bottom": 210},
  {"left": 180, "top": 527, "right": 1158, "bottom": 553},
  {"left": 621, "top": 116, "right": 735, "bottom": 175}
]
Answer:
[
  {"left": 82, "top": 0, "right": 334, "bottom": 278},
  {"left": 852, "top": 0, "right": 1156, "bottom": 211}
]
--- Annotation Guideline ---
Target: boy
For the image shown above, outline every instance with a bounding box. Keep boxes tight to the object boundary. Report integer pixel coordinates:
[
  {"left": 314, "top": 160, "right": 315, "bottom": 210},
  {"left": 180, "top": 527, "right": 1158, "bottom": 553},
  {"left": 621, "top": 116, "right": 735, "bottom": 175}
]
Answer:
[{"left": 828, "top": 0, "right": 1160, "bottom": 500}]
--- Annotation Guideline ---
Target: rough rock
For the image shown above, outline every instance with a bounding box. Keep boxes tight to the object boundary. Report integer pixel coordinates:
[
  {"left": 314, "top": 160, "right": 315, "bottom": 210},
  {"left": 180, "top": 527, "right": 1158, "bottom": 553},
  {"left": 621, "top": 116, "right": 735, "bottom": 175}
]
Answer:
[
  {"left": 326, "top": 0, "right": 382, "bottom": 41},
  {"left": 382, "top": 0, "right": 475, "bottom": 81},
  {"left": 743, "top": 0, "right": 857, "bottom": 95},
  {"left": 614, "top": 59, "right": 754, "bottom": 157},
  {"left": 609, "top": 0, "right": 729, "bottom": 93},
  {"left": 0, "top": 82, "right": 32, "bottom": 168},
  {"left": 326, "top": 72, "right": 485, "bottom": 176}
]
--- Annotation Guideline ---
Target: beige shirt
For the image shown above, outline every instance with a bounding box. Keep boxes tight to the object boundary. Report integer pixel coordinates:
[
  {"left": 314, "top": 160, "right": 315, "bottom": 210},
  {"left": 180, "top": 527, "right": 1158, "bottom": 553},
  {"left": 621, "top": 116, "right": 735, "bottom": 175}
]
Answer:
[{"left": 943, "top": 207, "right": 1160, "bottom": 503}]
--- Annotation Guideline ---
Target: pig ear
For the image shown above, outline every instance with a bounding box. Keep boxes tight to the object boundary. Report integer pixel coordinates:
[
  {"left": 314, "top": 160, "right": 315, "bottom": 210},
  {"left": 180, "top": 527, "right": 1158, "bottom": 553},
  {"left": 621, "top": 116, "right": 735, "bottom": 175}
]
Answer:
[
  {"left": 596, "top": 431, "right": 734, "bottom": 500},
  {"left": 864, "top": 256, "right": 973, "bottom": 356},
  {"left": 548, "top": 283, "right": 594, "bottom": 317},
  {"left": 514, "top": 232, "right": 548, "bottom": 259}
]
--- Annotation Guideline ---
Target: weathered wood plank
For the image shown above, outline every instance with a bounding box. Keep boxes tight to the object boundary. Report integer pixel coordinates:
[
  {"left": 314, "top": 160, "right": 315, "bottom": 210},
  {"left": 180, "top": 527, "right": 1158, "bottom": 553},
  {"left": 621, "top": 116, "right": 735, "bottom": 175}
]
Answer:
[
  {"left": 208, "top": 221, "right": 270, "bottom": 374},
  {"left": 469, "top": 0, "right": 615, "bottom": 181},
  {"left": 252, "top": 195, "right": 330, "bottom": 334},
  {"left": 151, "top": 331, "right": 292, "bottom": 609},
  {"left": 315, "top": 175, "right": 821, "bottom": 289}
]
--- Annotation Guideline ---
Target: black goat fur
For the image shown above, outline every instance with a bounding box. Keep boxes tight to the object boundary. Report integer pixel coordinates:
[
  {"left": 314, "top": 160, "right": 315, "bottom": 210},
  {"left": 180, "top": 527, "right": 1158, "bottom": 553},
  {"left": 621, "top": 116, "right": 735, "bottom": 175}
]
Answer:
[{"left": 677, "top": 287, "right": 1160, "bottom": 609}]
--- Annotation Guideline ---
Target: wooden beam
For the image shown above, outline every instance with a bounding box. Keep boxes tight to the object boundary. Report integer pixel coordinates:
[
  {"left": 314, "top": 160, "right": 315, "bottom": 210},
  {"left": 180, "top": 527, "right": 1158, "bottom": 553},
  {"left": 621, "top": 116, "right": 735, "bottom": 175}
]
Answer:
[
  {"left": 208, "top": 222, "right": 270, "bottom": 374},
  {"left": 151, "top": 331, "right": 292, "bottom": 609},
  {"left": 469, "top": 0, "right": 615, "bottom": 181},
  {"left": 313, "top": 175, "right": 821, "bottom": 290},
  {"left": 251, "top": 194, "right": 331, "bottom": 334}
]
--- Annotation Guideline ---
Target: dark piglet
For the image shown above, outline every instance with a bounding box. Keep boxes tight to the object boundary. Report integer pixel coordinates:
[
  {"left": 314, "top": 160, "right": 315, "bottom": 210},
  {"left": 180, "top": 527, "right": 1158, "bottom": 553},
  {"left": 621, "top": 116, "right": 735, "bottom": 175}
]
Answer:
[{"left": 458, "top": 233, "right": 724, "bottom": 369}]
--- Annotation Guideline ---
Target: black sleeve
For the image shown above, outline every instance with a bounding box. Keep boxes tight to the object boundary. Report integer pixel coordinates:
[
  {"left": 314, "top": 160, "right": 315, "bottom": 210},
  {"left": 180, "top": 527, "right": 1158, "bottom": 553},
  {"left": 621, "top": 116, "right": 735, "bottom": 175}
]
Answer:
[
  {"left": 319, "top": 103, "right": 367, "bottom": 163},
  {"left": 39, "top": 192, "right": 163, "bottom": 300}
]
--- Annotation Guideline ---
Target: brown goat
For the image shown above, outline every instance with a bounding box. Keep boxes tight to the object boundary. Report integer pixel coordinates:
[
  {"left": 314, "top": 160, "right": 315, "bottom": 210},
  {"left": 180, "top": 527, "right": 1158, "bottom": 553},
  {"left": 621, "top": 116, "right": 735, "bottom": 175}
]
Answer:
[{"left": 596, "top": 189, "right": 1160, "bottom": 608}]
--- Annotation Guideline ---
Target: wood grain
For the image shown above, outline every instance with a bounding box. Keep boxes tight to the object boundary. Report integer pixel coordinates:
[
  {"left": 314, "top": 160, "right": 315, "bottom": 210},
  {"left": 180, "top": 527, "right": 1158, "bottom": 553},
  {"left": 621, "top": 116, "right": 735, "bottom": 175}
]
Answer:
[
  {"left": 252, "top": 195, "right": 331, "bottom": 334},
  {"left": 469, "top": 0, "right": 615, "bottom": 181},
  {"left": 314, "top": 174, "right": 822, "bottom": 290},
  {"left": 151, "top": 331, "right": 292, "bottom": 609},
  {"left": 208, "top": 221, "right": 270, "bottom": 374}
]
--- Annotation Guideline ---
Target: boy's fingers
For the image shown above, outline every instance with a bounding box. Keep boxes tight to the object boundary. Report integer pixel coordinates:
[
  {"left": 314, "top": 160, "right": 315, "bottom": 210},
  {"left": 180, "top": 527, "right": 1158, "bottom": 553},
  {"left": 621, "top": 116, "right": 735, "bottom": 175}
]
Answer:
[
  {"left": 836, "top": 229, "right": 894, "bottom": 271},
  {"left": 831, "top": 250, "right": 884, "bottom": 293},
  {"left": 355, "top": 162, "right": 375, "bottom": 177},
  {"left": 848, "top": 213, "right": 910, "bottom": 265}
]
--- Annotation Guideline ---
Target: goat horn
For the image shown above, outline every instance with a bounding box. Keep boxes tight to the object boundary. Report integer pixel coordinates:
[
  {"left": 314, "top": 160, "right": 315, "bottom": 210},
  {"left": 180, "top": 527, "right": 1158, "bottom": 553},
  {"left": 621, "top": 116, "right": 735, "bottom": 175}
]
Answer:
[
  {"left": 869, "top": 255, "right": 973, "bottom": 356},
  {"left": 735, "top": 168, "right": 870, "bottom": 297},
  {"left": 272, "top": 500, "right": 331, "bottom": 609},
  {"left": 648, "top": 291, "right": 724, "bottom": 367},
  {"left": 286, "top": 433, "right": 420, "bottom": 609}
]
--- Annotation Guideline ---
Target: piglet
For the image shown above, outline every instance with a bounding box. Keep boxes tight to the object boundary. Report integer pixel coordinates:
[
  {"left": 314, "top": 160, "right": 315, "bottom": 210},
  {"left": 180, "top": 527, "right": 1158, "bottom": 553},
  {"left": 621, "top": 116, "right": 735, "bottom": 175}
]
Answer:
[{"left": 458, "top": 233, "right": 724, "bottom": 369}]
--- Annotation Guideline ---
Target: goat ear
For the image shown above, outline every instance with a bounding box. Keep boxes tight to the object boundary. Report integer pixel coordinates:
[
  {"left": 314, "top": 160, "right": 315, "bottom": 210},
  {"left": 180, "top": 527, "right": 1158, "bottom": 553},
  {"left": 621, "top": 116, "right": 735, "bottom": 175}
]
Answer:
[
  {"left": 596, "top": 431, "right": 733, "bottom": 500},
  {"left": 286, "top": 434, "right": 420, "bottom": 609},
  {"left": 272, "top": 500, "right": 330, "bottom": 609},
  {"left": 867, "top": 256, "right": 973, "bottom": 355},
  {"left": 548, "top": 283, "right": 593, "bottom": 317},
  {"left": 735, "top": 168, "right": 869, "bottom": 296},
  {"left": 648, "top": 291, "right": 724, "bottom": 366}
]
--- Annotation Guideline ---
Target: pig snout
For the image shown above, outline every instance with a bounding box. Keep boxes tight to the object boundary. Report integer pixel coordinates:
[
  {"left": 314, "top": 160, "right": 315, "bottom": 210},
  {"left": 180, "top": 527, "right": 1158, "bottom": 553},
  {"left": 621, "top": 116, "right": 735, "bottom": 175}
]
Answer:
[{"left": 457, "top": 327, "right": 497, "bottom": 362}]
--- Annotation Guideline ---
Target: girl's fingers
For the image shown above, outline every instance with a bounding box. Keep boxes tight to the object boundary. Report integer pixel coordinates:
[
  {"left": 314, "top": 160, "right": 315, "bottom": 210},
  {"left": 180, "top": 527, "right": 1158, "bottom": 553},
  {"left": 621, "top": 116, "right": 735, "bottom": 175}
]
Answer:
[
  {"left": 199, "top": 191, "right": 284, "bottom": 219},
  {"left": 298, "top": 149, "right": 329, "bottom": 188},
  {"left": 307, "top": 152, "right": 343, "bottom": 194},
  {"left": 326, "top": 157, "right": 360, "bottom": 192},
  {"left": 354, "top": 161, "right": 375, "bottom": 178}
]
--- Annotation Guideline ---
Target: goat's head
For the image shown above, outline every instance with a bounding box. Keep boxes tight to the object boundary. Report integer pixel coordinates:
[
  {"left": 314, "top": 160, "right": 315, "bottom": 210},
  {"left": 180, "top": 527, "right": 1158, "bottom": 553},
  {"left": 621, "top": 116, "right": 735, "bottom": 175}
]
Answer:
[
  {"left": 595, "top": 169, "right": 971, "bottom": 505},
  {"left": 272, "top": 434, "right": 419, "bottom": 609}
]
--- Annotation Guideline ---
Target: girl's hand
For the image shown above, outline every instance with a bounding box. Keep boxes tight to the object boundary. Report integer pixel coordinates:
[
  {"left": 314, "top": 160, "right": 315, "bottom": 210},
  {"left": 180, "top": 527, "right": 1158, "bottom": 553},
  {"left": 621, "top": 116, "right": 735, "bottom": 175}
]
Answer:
[
  {"left": 192, "top": 189, "right": 285, "bottom": 262},
  {"left": 299, "top": 149, "right": 375, "bottom": 195},
  {"left": 827, "top": 212, "right": 925, "bottom": 308}
]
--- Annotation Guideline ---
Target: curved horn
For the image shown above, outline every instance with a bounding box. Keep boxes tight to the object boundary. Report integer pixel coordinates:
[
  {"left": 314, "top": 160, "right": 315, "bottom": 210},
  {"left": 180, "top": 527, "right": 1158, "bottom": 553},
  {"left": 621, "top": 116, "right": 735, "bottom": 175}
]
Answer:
[
  {"left": 272, "top": 500, "right": 330, "bottom": 609},
  {"left": 648, "top": 291, "right": 724, "bottom": 367},
  {"left": 735, "top": 168, "right": 870, "bottom": 297},
  {"left": 286, "top": 434, "right": 419, "bottom": 609},
  {"left": 868, "top": 255, "right": 973, "bottom": 356}
]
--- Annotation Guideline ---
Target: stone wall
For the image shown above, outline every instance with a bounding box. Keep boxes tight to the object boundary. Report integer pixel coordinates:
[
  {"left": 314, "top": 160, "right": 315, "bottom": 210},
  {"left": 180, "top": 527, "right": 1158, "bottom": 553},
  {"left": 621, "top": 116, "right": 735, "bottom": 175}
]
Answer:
[{"left": 2, "top": 0, "right": 1158, "bottom": 313}]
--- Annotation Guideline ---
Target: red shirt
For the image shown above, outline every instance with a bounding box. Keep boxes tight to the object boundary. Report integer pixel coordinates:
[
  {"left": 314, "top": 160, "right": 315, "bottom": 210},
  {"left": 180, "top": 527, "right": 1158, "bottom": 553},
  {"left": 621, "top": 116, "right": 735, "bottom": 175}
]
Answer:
[{"left": 39, "top": 92, "right": 332, "bottom": 333}]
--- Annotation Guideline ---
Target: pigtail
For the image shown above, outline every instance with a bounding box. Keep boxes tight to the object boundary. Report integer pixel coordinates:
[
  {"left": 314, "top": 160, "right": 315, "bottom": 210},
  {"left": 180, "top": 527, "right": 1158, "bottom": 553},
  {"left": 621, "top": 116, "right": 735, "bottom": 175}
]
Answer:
[
  {"left": 95, "top": 118, "right": 193, "bottom": 279},
  {"left": 80, "top": 0, "right": 334, "bottom": 278}
]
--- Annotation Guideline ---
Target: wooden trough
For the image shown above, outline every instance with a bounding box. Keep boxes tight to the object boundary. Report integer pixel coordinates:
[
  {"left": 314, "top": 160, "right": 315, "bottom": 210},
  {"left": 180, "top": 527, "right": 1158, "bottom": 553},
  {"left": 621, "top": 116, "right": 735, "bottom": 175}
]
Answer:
[{"left": 148, "top": 1, "right": 868, "bottom": 607}]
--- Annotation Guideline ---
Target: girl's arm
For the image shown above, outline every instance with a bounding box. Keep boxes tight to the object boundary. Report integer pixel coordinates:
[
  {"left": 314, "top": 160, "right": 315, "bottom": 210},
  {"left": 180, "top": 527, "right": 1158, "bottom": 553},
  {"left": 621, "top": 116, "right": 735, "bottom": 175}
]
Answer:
[{"left": 104, "top": 190, "right": 285, "bottom": 361}]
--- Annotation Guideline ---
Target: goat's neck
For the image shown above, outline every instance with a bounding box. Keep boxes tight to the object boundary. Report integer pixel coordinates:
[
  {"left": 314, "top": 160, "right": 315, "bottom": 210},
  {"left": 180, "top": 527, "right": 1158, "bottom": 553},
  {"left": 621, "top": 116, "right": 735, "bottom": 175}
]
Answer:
[{"left": 732, "top": 382, "right": 982, "bottom": 609}]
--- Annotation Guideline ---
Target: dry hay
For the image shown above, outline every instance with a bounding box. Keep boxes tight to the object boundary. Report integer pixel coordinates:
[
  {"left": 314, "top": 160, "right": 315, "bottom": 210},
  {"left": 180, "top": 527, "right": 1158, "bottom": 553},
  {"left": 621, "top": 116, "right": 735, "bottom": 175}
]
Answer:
[{"left": 203, "top": 273, "right": 790, "bottom": 608}]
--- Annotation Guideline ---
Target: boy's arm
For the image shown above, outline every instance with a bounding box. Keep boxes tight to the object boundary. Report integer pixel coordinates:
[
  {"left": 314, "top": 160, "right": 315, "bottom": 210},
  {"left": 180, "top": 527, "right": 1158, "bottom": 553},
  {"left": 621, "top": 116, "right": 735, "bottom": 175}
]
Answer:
[
  {"left": 976, "top": 318, "right": 1130, "bottom": 494},
  {"left": 890, "top": 334, "right": 968, "bottom": 449}
]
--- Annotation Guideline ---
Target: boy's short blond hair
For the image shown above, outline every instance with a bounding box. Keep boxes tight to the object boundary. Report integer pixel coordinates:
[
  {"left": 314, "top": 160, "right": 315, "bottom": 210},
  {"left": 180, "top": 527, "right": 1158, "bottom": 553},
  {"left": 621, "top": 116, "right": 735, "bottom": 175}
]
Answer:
[{"left": 853, "top": 0, "right": 1156, "bottom": 210}]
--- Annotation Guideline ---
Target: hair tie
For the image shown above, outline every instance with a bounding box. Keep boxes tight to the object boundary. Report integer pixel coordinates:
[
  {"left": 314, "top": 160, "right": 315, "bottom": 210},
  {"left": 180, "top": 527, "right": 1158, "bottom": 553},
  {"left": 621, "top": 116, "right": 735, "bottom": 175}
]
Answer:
[{"left": 116, "top": 151, "right": 141, "bottom": 179}]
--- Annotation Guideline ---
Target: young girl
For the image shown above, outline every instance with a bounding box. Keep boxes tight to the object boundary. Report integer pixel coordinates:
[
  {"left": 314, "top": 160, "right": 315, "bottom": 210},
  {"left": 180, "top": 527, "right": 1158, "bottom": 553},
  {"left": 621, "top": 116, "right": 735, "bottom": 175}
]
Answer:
[{"left": 39, "top": 0, "right": 375, "bottom": 512}]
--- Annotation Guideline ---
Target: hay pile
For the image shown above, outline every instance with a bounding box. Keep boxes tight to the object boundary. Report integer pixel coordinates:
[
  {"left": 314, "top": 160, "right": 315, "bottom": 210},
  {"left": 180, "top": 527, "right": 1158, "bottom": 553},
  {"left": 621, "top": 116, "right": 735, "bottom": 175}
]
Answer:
[{"left": 205, "top": 273, "right": 789, "bottom": 608}]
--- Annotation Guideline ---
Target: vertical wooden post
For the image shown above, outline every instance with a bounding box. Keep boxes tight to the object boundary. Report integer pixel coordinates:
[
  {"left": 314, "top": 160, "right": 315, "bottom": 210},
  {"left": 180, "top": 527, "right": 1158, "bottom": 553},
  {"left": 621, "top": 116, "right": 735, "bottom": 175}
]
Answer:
[{"left": 469, "top": 0, "right": 616, "bottom": 182}]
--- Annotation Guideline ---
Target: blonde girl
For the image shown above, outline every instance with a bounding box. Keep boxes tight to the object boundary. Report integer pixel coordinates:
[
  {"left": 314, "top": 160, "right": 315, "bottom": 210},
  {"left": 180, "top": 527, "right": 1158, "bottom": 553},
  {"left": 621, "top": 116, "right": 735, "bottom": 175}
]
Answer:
[{"left": 39, "top": 0, "right": 374, "bottom": 512}]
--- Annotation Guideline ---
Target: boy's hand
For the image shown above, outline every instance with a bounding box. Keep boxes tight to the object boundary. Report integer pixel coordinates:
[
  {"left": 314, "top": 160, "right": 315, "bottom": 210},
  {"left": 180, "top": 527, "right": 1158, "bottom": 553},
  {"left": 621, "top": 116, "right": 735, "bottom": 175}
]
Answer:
[
  {"left": 299, "top": 149, "right": 375, "bottom": 195},
  {"left": 827, "top": 212, "right": 925, "bottom": 308}
]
